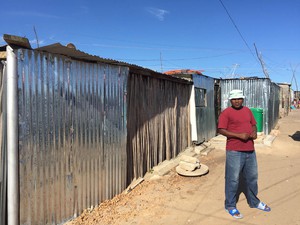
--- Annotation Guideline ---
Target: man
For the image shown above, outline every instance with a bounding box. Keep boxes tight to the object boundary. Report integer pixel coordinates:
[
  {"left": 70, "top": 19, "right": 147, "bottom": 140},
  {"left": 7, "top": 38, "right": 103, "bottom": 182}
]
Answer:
[{"left": 218, "top": 89, "right": 271, "bottom": 219}]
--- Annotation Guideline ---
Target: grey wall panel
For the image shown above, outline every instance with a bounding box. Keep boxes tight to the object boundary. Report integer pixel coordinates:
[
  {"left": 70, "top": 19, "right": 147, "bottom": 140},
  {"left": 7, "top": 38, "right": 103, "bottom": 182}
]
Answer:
[
  {"left": 17, "top": 49, "right": 128, "bottom": 225},
  {"left": 192, "top": 75, "right": 216, "bottom": 142}
]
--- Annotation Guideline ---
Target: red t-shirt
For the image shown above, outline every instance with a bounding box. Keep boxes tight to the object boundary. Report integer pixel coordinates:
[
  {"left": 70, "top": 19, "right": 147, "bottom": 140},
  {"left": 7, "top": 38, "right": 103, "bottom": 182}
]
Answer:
[{"left": 218, "top": 106, "right": 256, "bottom": 151}]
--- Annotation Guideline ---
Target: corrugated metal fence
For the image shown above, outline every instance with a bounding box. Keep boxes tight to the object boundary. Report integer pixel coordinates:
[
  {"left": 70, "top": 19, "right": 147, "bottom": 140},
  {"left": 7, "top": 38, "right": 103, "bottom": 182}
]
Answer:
[
  {"left": 0, "top": 47, "right": 193, "bottom": 225},
  {"left": 17, "top": 49, "right": 128, "bottom": 224},
  {"left": 126, "top": 73, "right": 191, "bottom": 180},
  {"left": 220, "top": 78, "right": 280, "bottom": 134},
  {"left": 0, "top": 61, "right": 7, "bottom": 225}
]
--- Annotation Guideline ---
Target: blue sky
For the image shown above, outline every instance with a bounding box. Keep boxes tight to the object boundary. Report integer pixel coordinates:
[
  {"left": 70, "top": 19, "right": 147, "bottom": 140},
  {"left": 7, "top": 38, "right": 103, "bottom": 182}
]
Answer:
[{"left": 1, "top": 0, "right": 300, "bottom": 90}]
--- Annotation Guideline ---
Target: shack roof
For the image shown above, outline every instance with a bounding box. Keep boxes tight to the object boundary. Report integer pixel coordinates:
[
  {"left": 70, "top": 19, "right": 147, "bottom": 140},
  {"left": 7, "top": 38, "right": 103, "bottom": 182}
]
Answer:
[
  {"left": 36, "top": 43, "right": 191, "bottom": 84},
  {"left": 3, "top": 34, "right": 191, "bottom": 84},
  {"left": 277, "top": 82, "right": 291, "bottom": 87},
  {"left": 164, "top": 69, "right": 204, "bottom": 76},
  {"left": 37, "top": 43, "right": 128, "bottom": 65}
]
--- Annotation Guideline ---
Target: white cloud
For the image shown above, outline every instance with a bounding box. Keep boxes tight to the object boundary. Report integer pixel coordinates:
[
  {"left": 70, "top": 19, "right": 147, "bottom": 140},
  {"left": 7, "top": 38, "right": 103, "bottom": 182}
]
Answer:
[
  {"left": 7, "top": 11, "right": 60, "bottom": 19},
  {"left": 146, "top": 7, "right": 169, "bottom": 21},
  {"left": 30, "top": 39, "right": 45, "bottom": 46},
  {"left": 80, "top": 6, "right": 89, "bottom": 14}
]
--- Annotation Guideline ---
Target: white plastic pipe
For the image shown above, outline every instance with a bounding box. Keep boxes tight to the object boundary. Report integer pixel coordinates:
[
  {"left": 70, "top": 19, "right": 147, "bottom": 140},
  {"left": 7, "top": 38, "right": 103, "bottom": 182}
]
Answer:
[
  {"left": 6, "top": 46, "right": 19, "bottom": 225},
  {"left": 189, "top": 85, "right": 198, "bottom": 142}
]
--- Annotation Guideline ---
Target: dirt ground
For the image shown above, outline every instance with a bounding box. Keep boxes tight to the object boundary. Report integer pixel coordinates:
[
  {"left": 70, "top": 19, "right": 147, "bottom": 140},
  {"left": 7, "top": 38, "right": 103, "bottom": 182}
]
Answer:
[
  {"left": 65, "top": 152, "right": 222, "bottom": 225},
  {"left": 65, "top": 110, "right": 300, "bottom": 225}
]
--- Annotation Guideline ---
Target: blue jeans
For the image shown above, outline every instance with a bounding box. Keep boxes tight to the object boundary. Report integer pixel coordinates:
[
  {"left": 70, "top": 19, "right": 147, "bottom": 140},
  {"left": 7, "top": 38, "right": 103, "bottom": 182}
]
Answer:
[{"left": 225, "top": 150, "right": 260, "bottom": 209}]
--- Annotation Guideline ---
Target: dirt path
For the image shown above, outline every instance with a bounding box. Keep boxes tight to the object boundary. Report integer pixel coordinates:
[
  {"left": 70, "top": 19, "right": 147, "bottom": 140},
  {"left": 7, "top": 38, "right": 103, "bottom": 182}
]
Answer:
[{"left": 65, "top": 110, "right": 300, "bottom": 225}]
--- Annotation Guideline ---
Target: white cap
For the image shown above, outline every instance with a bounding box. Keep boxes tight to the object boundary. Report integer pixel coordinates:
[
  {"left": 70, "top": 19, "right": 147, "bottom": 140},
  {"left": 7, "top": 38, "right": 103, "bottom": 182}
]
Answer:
[{"left": 228, "top": 89, "right": 245, "bottom": 100}]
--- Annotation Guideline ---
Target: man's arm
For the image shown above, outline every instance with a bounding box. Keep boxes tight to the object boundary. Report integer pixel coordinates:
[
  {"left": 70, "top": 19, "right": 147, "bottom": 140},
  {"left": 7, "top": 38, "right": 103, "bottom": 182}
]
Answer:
[
  {"left": 250, "top": 125, "right": 257, "bottom": 140},
  {"left": 218, "top": 128, "right": 250, "bottom": 141}
]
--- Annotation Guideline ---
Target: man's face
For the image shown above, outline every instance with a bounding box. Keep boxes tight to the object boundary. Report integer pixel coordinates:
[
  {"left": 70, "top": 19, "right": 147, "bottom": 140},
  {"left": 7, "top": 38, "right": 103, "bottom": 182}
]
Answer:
[{"left": 230, "top": 98, "right": 244, "bottom": 109}]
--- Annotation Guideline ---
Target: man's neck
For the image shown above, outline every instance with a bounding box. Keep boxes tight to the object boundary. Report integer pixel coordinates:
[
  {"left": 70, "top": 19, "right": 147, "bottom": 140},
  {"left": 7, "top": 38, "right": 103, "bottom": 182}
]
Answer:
[{"left": 231, "top": 106, "right": 243, "bottom": 110}]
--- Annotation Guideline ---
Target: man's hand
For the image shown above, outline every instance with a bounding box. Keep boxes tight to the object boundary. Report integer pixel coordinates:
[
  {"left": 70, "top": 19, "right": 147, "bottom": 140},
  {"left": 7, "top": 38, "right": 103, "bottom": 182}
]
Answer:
[
  {"left": 238, "top": 133, "right": 250, "bottom": 141},
  {"left": 250, "top": 125, "right": 257, "bottom": 140},
  {"left": 250, "top": 131, "right": 257, "bottom": 140}
]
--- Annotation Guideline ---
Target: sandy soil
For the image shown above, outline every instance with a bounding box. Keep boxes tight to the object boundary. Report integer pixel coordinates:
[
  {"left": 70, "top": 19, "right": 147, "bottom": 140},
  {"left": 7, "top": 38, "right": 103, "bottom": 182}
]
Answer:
[{"left": 65, "top": 152, "right": 221, "bottom": 225}]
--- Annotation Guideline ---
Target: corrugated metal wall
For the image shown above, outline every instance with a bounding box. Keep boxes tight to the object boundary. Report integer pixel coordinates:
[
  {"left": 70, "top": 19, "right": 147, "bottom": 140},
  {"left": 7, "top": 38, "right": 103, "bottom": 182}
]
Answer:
[
  {"left": 126, "top": 73, "right": 191, "bottom": 180},
  {"left": 17, "top": 49, "right": 128, "bottom": 225},
  {"left": 268, "top": 82, "right": 280, "bottom": 132},
  {"left": 0, "top": 61, "right": 7, "bottom": 225},
  {"left": 219, "top": 78, "right": 280, "bottom": 134},
  {"left": 2, "top": 46, "right": 194, "bottom": 224},
  {"left": 192, "top": 74, "right": 216, "bottom": 142}
]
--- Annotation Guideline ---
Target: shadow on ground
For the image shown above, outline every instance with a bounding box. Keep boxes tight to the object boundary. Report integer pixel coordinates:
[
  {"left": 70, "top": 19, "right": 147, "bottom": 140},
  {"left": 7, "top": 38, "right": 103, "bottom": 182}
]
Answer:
[{"left": 289, "top": 131, "right": 300, "bottom": 141}]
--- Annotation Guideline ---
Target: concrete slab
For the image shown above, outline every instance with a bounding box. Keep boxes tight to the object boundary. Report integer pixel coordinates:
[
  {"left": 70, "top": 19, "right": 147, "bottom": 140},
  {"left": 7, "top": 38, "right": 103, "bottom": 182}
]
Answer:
[
  {"left": 125, "top": 177, "right": 144, "bottom": 193},
  {"left": 200, "top": 147, "right": 215, "bottom": 156},
  {"left": 210, "top": 134, "right": 227, "bottom": 142},
  {"left": 144, "top": 145, "right": 209, "bottom": 181},
  {"left": 263, "top": 134, "right": 277, "bottom": 146}
]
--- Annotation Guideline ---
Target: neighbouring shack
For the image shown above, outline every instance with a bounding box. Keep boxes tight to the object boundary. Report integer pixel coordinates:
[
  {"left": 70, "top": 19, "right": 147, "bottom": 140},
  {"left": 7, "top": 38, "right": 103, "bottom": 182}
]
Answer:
[
  {"left": 294, "top": 90, "right": 300, "bottom": 100},
  {"left": 218, "top": 77, "right": 280, "bottom": 135},
  {"left": 0, "top": 34, "right": 192, "bottom": 225},
  {"left": 277, "top": 83, "right": 292, "bottom": 117},
  {"left": 164, "top": 69, "right": 217, "bottom": 144}
]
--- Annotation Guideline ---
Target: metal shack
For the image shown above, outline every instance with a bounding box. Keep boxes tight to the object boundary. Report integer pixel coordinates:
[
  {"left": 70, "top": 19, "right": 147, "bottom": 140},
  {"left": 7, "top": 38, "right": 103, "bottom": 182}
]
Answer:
[
  {"left": 218, "top": 77, "right": 280, "bottom": 135},
  {"left": 277, "top": 83, "right": 292, "bottom": 117},
  {"left": 164, "top": 70, "right": 216, "bottom": 144},
  {"left": 0, "top": 35, "right": 192, "bottom": 225}
]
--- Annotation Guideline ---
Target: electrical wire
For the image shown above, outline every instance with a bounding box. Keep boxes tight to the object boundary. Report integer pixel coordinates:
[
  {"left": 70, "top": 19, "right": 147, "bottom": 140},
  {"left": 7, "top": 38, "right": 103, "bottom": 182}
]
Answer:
[
  {"left": 116, "top": 52, "right": 242, "bottom": 62},
  {"left": 218, "top": 0, "right": 258, "bottom": 62}
]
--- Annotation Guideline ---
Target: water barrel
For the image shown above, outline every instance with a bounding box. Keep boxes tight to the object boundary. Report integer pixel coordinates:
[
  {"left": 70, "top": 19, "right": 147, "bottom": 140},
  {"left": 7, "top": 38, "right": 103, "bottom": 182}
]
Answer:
[{"left": 250, "top": 108, "right": 263, "bottom": 132}]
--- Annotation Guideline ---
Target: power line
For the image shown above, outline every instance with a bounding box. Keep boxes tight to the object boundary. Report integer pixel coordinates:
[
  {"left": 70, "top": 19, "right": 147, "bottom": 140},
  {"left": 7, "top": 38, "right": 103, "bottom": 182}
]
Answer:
[
  {"left": 160, "top": 52, "right": 163, "bottom": 72},
  {"left": 117, "top": 52, "right": 241, "bottom": 62},
  {"left": 218, "top": 0, "right": 257, "bottom": 61}
]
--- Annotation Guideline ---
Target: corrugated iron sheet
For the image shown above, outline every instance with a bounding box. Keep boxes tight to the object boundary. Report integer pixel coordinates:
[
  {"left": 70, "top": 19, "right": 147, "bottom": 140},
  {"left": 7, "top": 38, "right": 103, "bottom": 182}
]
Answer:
[
  {"left": 219, "top": 78, "right": 280, "bottom": 134},
  {"left": 192, "top": 74, "right": 216, "bottom": 142},
  {"left": 126, "top": 73, "right": 191, "bottom": 179},
  {"left": 0, "top": 61, "right": 7, "bottom": 225},
  {"left": 17, "top": 49, "right": 128, "bottom": 224}
]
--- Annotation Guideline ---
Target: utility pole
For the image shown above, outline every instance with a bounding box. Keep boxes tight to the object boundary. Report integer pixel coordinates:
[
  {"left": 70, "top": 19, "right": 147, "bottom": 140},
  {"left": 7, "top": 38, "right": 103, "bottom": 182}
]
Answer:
[
  {"left": 33, "top": 26, "right": 40, "bottom": 48},
  {"left": 290, "top": 64, "right": 299, "bottom": 91},
  {"left": 230, "top": 63, "right": 239, "bottom": 78},
  {"left": 254, "top": 43, "right": 269, "bottom": 79}
]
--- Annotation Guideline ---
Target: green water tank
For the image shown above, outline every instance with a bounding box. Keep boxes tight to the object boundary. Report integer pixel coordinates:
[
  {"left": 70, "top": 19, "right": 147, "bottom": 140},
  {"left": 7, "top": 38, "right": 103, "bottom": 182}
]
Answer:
[{"left": 250, "top": 108, "right": 263, "bottom": 132}]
